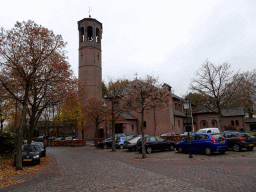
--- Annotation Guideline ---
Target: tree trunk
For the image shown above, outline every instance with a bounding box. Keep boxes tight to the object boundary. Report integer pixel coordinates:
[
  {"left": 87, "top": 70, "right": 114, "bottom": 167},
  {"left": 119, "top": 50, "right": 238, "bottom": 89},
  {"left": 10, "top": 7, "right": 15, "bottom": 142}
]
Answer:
[
  {"left": 16, "top": 103, "right": 27, "bottom": 170},
  {"left": 141, "top": 109, "right": 146, "bottom": 158},
  {"left": 111, "top": 100, "right": 116, "bottom": 152},
  {"left": 153, "top": 107, "right": 157, "bottom": 136}
]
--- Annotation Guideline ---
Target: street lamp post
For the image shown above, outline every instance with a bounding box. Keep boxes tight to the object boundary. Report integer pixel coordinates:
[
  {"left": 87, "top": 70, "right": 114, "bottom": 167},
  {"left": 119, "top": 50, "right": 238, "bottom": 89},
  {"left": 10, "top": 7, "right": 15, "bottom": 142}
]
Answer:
[{"left": 184, "top": 98, "right": 193, "bottom": 158}]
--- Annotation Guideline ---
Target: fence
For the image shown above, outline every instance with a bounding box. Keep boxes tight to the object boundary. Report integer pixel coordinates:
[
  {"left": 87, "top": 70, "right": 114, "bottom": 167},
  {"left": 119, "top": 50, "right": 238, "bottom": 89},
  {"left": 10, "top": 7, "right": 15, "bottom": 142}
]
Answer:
[{"left": 44, "top": 139, "right": 86, "bottom": 147}]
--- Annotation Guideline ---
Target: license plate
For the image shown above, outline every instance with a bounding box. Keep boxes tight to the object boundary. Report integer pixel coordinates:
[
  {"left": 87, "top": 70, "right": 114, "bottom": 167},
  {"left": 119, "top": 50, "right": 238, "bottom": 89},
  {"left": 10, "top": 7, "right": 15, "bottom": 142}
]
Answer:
[
  {"left": 249, "top": 144, "right": 253, "bottom": 146},
  {"left": 137, "top": 147, "right": 140, "bottom": 150},
  {"left": 23, "top": 159, "right": 32, "bottom": 161},
  {"left": 220, "top": 140, "right": 224, "bottom": 143}
]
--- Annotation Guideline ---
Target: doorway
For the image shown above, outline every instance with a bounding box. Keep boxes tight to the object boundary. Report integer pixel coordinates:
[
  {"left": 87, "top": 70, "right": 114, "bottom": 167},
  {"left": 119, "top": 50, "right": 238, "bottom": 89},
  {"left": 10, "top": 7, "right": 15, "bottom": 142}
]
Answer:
[{"left": 115, "top": 123, "right": 123, "bottom": 133}]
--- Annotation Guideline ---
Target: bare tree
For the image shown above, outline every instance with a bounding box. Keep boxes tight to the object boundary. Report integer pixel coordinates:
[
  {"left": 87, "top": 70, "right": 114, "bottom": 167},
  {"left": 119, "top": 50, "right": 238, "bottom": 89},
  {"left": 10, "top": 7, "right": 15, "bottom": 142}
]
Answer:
[
  {"left": 83, "top": 97, "right": 107, "bottom": 146},
  {"left": 104, "top": 79, "right": 129, "bottom": 152},
  {"left": 230, "top": 71, "right": 256, "bottom": 118},
  {"left": 190, "top": 60, "right": 240, "bottom": 131},
  {"left": 123, "top": 76, "right": 169, "bottom": 158}
]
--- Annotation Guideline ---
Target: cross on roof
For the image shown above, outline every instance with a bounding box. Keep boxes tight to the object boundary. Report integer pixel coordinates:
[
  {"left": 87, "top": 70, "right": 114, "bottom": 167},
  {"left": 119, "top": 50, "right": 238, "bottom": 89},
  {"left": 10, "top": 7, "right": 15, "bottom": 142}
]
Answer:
[
  {"left": 88, "top": 7, "right": 92, "bottom": 18},
  {"left": 134, "top": 72, "right": 138, "bottom": 79}
]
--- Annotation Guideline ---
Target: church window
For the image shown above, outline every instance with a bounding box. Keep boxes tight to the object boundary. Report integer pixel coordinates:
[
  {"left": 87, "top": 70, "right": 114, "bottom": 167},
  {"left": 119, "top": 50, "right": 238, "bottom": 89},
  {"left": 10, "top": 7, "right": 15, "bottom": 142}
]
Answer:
[
  {"left": 80, "top": 27, "right": 84, "bottom": 42},
  {"left": 96, "top": 28, "right": 100, "bottom": 43},
  {"left": 87, "top": 26, "right": 93, "bottom": 41}
]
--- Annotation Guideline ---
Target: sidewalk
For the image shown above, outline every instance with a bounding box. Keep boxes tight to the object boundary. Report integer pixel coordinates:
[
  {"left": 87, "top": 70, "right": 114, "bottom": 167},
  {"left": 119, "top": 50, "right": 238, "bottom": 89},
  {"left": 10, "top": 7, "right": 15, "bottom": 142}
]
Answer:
[{"left": 85, "top": 140, "right": 96, "bottom": 147}]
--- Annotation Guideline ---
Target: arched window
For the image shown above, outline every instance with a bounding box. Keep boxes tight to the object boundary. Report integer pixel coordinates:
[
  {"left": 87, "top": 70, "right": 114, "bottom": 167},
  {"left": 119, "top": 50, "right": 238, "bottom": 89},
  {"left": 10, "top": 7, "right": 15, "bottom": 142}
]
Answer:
[
  {"left": 211, "top": 120, "right": 218, "bottom": 127},
  {"left": 200, "top": 120, "right": 208, "bottom": 128},
  {"left": 80, "top": 27, "right": 84, "bottom": 42},
  {"left": 231, "top": 120, "right": 234, "bottom": 126},
  {"left": 87, "top": 26, "right": 93, "bottom": 41},
  {"left": 178, "top": 120, "right": 180, "bottom": 127},
  {"left": 96, "top": 28, "right": 100, "bottom": 43},
  {"left": 236, "top": 120, "right": 239, "bottom": 126}
]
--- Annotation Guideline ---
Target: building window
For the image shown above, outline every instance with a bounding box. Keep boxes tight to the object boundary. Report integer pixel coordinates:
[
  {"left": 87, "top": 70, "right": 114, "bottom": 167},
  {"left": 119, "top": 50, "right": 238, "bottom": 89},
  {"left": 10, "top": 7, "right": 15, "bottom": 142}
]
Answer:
[
  {"left": 87, "top": 26, "right": 93, "bottom": 41},
  {"left": 178, "top": 120, "right": 180, "bottom": 127},
  {"left": 143, "top": 121, "right": 146, "bottom": 128},
  {"left": 96, "top": 28, "right": 100, "bottom": 43},
  {"left": 231, "top": 120, "right": 234, "bottom": 126},
  {"left": 236, "top": 120, "right": 239, "bottom": 126},
  {"left": 80, "top": 27, "right": 84, "bottom": 42},
  {"left": 132, "top": 125, "right": 134, "bottom": 131},
  {"left": 203, "top": 122, "right": 206, "bottom": 126}
]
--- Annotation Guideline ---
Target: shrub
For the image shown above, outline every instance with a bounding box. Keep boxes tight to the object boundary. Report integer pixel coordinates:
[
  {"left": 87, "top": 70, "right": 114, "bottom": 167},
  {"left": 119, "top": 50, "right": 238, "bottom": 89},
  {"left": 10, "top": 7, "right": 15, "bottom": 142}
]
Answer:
[{"left": 0, "top": 131, "right": 17, "bottom": 154}]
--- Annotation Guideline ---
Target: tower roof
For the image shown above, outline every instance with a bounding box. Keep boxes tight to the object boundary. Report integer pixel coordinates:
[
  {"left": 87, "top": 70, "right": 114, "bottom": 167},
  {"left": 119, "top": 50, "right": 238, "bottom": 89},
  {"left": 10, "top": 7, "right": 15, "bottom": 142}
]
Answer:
[{"left": 78, "top": 18, "right": 102, "bottom": 29}]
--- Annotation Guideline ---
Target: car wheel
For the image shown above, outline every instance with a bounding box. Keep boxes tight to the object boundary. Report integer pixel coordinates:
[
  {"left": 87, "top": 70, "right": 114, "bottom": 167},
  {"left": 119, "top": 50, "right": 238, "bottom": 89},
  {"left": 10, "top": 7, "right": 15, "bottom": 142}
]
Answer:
[
  {"left": 219, "top": 150, "right": 226, "bottom": 154},
  {"left": 177, "top": 146, "right": 183, "bottom": 153},
  {"left": 103, "top": 144, "right": 107, "bottom": 149},
  {"left": 247, "top": 147, "right": 254, "bottom": 151},
  {"left": 146, "top": 147, "right": 152, "bottom": 154},
  {"left": 169, "top": 144, "right": 175, "bottom": 151},
  {"left": 233, "top": 144, "right": 241, "bottom": 152},
  {"left": 119, "top": 144, "right": 124, "bottom": 149},
  {"left": 204, "top": 147, "right": 212, "bottom": 155}
]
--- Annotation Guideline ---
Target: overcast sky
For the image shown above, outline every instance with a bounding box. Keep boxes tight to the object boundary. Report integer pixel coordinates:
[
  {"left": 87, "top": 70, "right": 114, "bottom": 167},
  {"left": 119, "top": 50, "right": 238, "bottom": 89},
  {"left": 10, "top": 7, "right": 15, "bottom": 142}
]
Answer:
[{"left": 1, "top": 0, "right": 256, "bottom": 96}]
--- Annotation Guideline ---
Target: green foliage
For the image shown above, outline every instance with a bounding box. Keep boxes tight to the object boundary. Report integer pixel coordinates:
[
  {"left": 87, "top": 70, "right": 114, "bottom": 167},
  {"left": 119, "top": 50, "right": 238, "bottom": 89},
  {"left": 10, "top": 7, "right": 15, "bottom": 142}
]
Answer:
[{"left": 0, "top": 131, "right": 17, "bottom": 154}]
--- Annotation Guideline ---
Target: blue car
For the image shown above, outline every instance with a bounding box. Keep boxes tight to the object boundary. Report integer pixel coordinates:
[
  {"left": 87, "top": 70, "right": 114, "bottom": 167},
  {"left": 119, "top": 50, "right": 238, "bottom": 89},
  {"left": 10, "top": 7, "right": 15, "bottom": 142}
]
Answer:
[
  {"left": 176, "top": 133, "right": 228, "bottom": 155},
  {"left": 115, "top": 136, "right": 134, "bottom": 149}
]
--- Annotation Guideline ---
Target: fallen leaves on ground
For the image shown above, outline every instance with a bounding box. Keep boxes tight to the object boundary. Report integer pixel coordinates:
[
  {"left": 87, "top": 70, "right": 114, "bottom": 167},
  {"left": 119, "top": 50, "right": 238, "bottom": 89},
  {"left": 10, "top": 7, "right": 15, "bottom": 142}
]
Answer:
[
  {"left": 130, "top": 156, "right": 150, "bottom": 161},
  {"left": 0, "top": 157, "right": 51, "bottom": 188}
]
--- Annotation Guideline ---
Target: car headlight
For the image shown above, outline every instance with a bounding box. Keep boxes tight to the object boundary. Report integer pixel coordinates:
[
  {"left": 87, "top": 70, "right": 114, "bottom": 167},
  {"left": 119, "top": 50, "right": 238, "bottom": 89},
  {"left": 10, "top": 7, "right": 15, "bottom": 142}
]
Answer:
[{"left": 33, "top": 155, "right": 40, "bottom": 158}]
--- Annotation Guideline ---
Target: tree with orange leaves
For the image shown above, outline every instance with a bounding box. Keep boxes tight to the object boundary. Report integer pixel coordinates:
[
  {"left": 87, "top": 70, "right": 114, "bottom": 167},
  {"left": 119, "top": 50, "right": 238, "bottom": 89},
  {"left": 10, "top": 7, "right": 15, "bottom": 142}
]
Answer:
[{"left": 0, "top": 20, "right": 72, "bottom": 170}]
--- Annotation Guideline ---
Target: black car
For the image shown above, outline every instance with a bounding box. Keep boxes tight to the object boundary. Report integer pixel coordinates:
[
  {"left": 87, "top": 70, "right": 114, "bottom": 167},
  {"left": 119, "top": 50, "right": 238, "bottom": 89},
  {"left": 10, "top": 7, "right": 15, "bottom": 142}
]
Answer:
[
  {"left": 14, "top": 144, "right": 41, "bottom": 165},
  {"left": 221, "top": 131, "right": 254, "bottom": 152},
  {"left": 97, "top": 138, "right": 115, "bottom": 149},
  {"left": 32, "top": 142, "right": 46, "bottom": 157},
  {"left": 137, "top": 136, "right": 176, "bottom": 154}
]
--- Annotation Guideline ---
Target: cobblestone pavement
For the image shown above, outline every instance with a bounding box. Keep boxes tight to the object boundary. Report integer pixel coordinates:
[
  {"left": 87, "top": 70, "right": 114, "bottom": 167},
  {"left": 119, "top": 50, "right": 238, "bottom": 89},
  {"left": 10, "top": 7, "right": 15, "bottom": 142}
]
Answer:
[{"left": 2, "top": 144, "right": 256, "bottom": 192}]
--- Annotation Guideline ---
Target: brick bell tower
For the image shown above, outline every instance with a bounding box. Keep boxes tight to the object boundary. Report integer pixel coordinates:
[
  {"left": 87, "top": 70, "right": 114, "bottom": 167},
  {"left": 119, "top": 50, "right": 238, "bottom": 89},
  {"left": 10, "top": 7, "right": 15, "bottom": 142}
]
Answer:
[{"left": 78, "top": 16, "right": 102, "bottom": 100}]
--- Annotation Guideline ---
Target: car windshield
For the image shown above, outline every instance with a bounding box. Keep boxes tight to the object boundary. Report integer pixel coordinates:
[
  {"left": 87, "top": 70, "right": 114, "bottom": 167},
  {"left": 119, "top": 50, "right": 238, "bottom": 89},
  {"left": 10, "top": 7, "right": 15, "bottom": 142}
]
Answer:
[
  {"left": 212, "top": 134, "right": 225, "bottom": 140},
  {"left": 197, "top": 130, "right": 207, "bottom": 133},
  {"left": 22, "top": 145, "right": 39, "bottom": 152}
]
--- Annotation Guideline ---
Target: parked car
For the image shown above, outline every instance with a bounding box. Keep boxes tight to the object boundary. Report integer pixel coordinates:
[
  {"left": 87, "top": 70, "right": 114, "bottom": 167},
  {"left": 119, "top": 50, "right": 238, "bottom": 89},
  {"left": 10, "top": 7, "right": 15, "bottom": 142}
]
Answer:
[
  {"left": 176, "top": 133, "right": 228, "bottom": 155},
  {"left": 65, "top": 137, "right": 72, "bottom": 140},
  {"left": 115, "top": 135, "right": 135, "bottom": 149},
  {"left": 97, "top": 137, "right": 114, "bottom": 149},
  {"left": 196, "top": 128, "right": 220, "bottom": 134},
  {"left": 161, "top": 132, "right": 176, "bottom": 136},
  {"left": 220, "top": 131, "right": 254, "bottom": 152},
  {"left": 123, "top": 135, "right": 148, "bottom": 151},
  {"left": 14, "top": 144, "right": 41, "bottom": 165},
  {"left": 47, "top": 137, "right": 56, "bottom": 140},
  {"left": 180, "top": 132, "right": 195, "bottom": 136},
  {"left": 32, "top": 142, "right": 46, "bottom": 157},
  {"left": 137, "top": 136, "right": 176, "bottom": 154},
  {"left": 108, "top": 133, "right": 126, "bottom": 140},
  {"left": 55, "top": 137, "right": 64, "bottom": 141}
]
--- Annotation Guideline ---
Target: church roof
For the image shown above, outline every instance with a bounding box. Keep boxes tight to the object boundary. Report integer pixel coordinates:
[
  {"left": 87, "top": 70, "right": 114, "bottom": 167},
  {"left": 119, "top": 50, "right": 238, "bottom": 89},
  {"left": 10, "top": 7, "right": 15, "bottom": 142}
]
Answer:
[{"left": 120, "top": 112, "right": 138, "bottom": 120}]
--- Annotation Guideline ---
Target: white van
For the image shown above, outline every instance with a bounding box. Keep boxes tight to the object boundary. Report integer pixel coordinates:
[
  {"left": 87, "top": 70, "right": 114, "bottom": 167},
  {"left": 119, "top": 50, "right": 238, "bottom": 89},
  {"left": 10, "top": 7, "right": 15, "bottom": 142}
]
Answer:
[{"left": 196, "top": 128, "right": 220, "bottom": 134}]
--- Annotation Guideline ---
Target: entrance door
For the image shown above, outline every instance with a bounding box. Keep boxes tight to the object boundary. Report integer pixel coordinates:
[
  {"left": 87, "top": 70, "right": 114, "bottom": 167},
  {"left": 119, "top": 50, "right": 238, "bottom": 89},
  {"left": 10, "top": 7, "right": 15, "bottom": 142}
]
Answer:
[
  {"left": 250, "top": 124, "right": 256, "bottom": 131},
  {"left": 115, "top": 123, "right": 123, "bottom": 133}
]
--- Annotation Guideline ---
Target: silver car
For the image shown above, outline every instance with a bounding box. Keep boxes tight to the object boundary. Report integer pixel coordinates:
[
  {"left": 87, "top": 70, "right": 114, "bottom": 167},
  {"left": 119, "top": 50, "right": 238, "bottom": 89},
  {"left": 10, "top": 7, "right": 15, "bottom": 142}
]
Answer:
[{"left": 123, "top": 135, "right": 148, "bottom": 151}]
